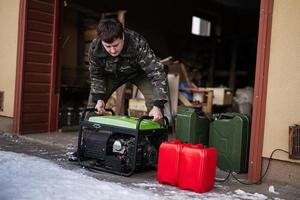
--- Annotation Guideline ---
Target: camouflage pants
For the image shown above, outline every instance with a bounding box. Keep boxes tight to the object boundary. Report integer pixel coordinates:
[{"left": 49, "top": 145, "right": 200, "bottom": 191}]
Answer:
[{"left": 88, "top": 74, "right": 154, "bottom": 111}]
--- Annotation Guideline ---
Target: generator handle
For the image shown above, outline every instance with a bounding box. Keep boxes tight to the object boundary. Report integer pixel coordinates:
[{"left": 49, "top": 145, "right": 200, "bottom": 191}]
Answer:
[
  {"left": 163, "top": 116, "right": 169, "bottom": 128},
  {"left": 80, "top": 108, "right": 115, "bottom": 122},
  {"left": 136, "top": 116, "right": 169, "bottom": 130},
  {"left": 104, "top": 108, "right": 115, "bottom": 115}
]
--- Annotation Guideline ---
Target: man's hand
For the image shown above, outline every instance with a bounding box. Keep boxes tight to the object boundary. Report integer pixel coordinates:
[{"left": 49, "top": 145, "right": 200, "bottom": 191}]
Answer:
[
  {"left": 95, "top": 100, "right": 106, "bottom": 115},
  {"left": 149, "top": 106, "right": 163, "bottom": 122}
]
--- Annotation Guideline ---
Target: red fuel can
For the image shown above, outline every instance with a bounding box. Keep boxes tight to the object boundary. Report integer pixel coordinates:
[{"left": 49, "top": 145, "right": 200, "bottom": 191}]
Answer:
[
  {"left": 178, "top": 146, "right": 217, "bottom": 193},
  {"left": 183, "top": 143, "right": 204, "bottom": 149},
  {"left": 156, "top": 140, "right": 182, "bottom": 186}
]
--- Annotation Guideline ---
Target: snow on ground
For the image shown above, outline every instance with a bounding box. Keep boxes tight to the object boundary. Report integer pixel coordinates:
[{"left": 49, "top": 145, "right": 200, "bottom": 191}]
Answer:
[
  {"left": 0, "top": 151, "right": 269, "bottom": 200},
  {"left": 268, "top": 185, "right": 280, "bottom": 195}
]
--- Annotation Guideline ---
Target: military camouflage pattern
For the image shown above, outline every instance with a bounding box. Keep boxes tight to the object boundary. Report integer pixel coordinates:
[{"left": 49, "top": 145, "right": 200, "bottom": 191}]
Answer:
[
  {"left": 87, "top": 74, "right": 155, "bottom": 112},
  {"left": 88, "top": 28, "right": 168, "bottom": 105}
]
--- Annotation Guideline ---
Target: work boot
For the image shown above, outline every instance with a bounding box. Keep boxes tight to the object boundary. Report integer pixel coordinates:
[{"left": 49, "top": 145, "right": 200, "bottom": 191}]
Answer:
[{"left": 68, "top": 151, "right": 78, "bottom": 162}]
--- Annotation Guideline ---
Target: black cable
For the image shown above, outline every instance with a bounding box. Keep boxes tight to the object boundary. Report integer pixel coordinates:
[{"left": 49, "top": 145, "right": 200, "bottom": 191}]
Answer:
[
  {"left": 259, "top": 149, "right": 289, "bottom": 181},
  {"left": 215, "top": 170, "right": 231, "bottom": 182},
  {"left": 230, "top": 148, "right": 289, "bottom": 185},
  {"left": 231, "top": 173, "right": 259, "bottom": 185}
]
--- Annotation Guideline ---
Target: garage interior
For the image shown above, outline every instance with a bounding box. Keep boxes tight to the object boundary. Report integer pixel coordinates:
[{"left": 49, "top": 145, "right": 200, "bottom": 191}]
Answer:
[{"left": 58, "top": 0, "right": 260, "bottom": 129}]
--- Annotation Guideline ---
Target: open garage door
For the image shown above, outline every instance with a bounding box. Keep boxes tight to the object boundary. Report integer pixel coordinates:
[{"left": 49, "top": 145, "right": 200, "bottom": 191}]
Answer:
[{"left": 13, "top": 0, "right": 59, "bottom": 134}]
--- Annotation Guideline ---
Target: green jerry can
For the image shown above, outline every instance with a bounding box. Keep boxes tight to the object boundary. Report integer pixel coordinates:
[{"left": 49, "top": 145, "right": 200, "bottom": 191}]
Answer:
[
  {"left": 175, "top": 108, "right": 210, "bottom": 145},
  {"left": 209, "top": 112, "right": 250, "bottom": 173}
]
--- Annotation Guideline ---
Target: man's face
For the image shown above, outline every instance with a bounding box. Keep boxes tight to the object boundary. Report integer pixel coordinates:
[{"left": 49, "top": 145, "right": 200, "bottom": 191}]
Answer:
[{"left": 101, "top": 37, "right": 124, "bottom": 57}]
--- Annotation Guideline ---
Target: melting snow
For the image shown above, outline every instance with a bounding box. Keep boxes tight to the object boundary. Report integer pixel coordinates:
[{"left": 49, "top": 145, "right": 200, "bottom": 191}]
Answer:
[
  {"left": 234, "top": 189, "right": 268, "bottom": 199},
  {"left": 268, "top": 185, "right": 280, "bottom": 194},
  {"left": 0, "top": 151, "right": 271, "bottom": 200}
]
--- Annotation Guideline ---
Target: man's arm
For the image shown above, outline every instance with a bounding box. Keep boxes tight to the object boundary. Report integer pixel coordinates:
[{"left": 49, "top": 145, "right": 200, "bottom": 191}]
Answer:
[
  {"left": 136, "top": 37, "right": 168, "bottom": 121},
  {"left": 89, "top": 39, "right": 107, "bottom": 113}
]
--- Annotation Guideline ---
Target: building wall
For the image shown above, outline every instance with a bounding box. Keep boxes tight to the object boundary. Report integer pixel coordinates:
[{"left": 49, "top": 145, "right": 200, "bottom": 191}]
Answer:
[
  {"left": 263, "top": 0, "right": 300, "bottom": 163},
  {"left": 0, "top": 0, "right": 20, "bottom": 117}
]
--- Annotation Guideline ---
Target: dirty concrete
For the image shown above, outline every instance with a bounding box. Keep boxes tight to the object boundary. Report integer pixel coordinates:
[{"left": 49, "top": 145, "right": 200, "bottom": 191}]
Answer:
[{"left": 0, "top": 131, "right": 299, "bottom": 200}]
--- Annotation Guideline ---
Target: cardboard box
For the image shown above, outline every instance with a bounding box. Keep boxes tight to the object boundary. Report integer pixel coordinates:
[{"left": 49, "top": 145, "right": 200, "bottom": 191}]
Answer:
[
  {"left": 206, "top": 88, "right": 233, "bottom": 105},
  {"left": 128, "top": 99, "right": 147, "bottom": 112},
  {"left": 127, "top": 109, "right": 148, "bottom": 118}
]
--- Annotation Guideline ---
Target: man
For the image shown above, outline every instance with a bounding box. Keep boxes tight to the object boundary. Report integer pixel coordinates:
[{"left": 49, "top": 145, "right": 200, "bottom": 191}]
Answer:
[
  {"left": 69, "top": 18, "right": 168, "bottom": 161},
  {"left": 89, "top": 18, "right": 168, "bottom": 121}
]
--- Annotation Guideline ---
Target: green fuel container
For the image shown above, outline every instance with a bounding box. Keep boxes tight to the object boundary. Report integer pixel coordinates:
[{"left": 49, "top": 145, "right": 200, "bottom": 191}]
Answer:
[
  {"left": 209, "top": 112, "right": 250, "bottom": 173},
  {"left": 175, "top": 108, "right": 210, "bottom": 145}
]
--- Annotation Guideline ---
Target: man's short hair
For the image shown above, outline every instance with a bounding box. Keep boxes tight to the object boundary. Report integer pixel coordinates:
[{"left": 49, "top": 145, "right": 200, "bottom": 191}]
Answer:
[{"left": 97, "top": 18, "right": 123, "bottom": 43}]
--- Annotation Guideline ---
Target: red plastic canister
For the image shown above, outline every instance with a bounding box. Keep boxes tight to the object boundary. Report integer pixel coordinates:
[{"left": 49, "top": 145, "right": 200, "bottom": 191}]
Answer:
[
  {"left": 183, "top": 143, "right": 204, "bottom": 149},
  {"left": 156, "top": 140, "right": 182, "bottom": 186},
  {"left": 178, "top": 146, "right": 217, "bottom": 193}
]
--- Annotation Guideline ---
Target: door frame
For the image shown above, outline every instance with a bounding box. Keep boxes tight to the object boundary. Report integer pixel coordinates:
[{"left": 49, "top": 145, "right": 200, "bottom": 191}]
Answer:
[
  {"left": 48, "top": 0, "right": 60, "bottom": 131},
  {"left": 13, "top": 0, "right": 27, "bottom": 134},
  {"left": 248, "top": 0, "right": 274, "bottom": 182}
]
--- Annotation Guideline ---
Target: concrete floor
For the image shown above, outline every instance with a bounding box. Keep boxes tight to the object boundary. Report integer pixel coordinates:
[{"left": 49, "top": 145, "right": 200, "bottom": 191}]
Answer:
[{"left": 0, "top": 131, "right": 299, "bottom": 199}]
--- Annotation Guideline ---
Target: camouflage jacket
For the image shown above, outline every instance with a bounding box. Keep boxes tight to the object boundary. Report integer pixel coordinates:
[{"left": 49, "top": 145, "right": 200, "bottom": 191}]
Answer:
[{"left": 88, "top": 28, "right": 168, "bottom": 107}]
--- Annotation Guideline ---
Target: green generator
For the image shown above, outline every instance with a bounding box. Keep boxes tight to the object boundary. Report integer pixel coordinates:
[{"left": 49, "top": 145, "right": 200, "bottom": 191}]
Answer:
[
  {"left": 209, "top": 112, "right": 250, "bottom": 173},
  {"left": 175, "top": 108, "right": 210, "bottom": 145},
  {"left": 76, "top": 108, "right": 169, "bottom": 176}
]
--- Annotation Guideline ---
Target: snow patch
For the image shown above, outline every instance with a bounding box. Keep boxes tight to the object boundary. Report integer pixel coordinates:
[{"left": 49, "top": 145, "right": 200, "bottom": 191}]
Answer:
[
  {"left": 0, "top": 151, "right": 162, "bottom": 200},
  {"left": 234, "top": 189, "right": 268, "bottom": 200},
  {"left": 0, "top": 151, "right": 272, "bottom": 200},
  {"left": 132, "top": 182, "right": 164, "bottom": 188},
  {"left": 269, "top": 185, "right": 280, "bottom": 194}
]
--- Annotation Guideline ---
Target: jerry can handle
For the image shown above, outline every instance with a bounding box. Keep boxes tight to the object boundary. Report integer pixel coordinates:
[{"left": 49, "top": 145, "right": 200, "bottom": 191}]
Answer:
[{"left": 217, "top": 112, "right": 235, "bottom": 120}]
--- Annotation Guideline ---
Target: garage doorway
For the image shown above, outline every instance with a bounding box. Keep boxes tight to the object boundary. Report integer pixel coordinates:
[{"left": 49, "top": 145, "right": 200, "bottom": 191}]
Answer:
[{"left": 56, "top": 0, "right": 260, "bottom": 129}]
